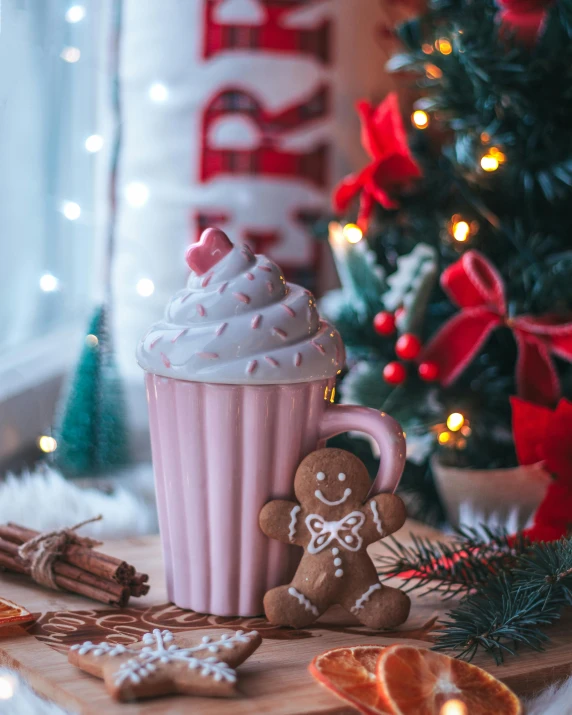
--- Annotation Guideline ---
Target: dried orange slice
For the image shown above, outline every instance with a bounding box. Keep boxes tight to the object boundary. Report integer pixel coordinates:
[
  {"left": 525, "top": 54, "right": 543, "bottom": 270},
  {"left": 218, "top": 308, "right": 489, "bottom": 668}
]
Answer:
[
  {"left": 0, "top": 597, "right": 34, "bottom": 627},
  {"left": 309, "top": 645, "right": 390, "bottom": 714},
  {"left": 376, "top": 645, "right": 522, "bottom": 715}
]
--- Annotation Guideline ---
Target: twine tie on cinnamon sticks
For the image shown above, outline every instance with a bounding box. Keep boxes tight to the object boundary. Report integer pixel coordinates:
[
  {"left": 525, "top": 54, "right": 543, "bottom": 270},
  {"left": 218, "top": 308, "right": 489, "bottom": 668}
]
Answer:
[{"left": 17, "top": 516, "right": 103, "bottom": 590}]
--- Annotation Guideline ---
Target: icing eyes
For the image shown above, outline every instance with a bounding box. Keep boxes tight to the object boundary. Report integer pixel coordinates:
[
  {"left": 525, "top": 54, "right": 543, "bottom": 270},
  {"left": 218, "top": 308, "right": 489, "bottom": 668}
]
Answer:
[
  {"left": 317, "top": 472, "right": 326, "bottom": 481},
  {"left": 338, "top": 473, "right": 346, "bottom": 481}
]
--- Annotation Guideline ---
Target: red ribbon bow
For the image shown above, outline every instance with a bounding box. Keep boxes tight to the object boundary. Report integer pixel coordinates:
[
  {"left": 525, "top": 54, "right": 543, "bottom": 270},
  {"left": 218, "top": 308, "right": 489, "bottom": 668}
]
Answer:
[
  {"left": 333, "top": 93, "right": 422, "bottom": 232},
  {"left": 422, "top": 250, "right": 572, "bottom": 407}
]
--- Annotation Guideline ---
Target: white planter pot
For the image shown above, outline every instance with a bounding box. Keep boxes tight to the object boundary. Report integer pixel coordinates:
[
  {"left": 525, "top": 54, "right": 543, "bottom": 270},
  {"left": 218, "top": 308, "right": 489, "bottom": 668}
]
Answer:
[{"left": 432, "top": 456, "right": 551, "bottom": 531}]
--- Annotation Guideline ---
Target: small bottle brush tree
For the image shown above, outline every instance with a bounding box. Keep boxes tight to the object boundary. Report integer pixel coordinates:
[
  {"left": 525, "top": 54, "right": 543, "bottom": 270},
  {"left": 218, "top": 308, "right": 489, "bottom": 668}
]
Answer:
[
  {"left": 55, "top": 305, "right": 129, "bottom": 476},
  {"left": 322, "top": 0, "right": 572, "bottom": 524}
]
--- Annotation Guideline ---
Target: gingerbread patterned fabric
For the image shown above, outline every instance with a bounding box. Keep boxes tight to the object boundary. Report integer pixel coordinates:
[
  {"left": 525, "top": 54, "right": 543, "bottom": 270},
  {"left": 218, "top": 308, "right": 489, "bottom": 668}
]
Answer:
[
  {"left": 259, "top": 448, "right": 411, "bottom": 629},
  {"left": 25, "top": 602, "right": 438, "bottom": 660}
]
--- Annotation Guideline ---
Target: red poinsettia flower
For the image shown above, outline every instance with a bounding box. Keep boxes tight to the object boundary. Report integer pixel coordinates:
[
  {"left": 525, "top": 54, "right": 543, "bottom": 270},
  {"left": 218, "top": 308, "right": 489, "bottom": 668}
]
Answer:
[
  {"left": 511, "top": 396, "right": 572, "bottom": 541},
  {"left": 497, "top": 0, "right": 555, "bottom": 46},
  {"left": 333, "top": 93, "right": 422, "bottom": 232}
]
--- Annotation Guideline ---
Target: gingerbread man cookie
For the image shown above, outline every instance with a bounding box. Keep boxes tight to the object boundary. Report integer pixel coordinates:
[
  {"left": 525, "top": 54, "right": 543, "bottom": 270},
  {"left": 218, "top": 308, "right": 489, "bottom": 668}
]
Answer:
[{"left": 259, "top": 448, "right": 410, "bottom": 629}]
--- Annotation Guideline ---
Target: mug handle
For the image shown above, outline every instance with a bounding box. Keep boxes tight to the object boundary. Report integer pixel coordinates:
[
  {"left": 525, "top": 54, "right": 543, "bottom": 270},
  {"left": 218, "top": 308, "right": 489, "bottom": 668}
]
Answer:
[{"left": 318, "top": 404, "right": 406, "bottom": 494}]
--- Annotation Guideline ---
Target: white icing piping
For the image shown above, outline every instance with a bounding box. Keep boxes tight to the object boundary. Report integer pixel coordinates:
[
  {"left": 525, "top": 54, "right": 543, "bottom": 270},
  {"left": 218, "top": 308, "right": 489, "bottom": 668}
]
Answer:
[
  {"left": 288, "top": 505, "right": 301, "bottom": 542},
  {"left": 71, "top": 629, "right": 259, "bottom": 687},
  {"left": 315, "top": 488, "right": 352, "bottom": 506},
  {"left": 71, "top": 642, "right": 128, "bottom": 657},
  {"left": 288, "top": 587, "right": 319, "bottom": 616},
  {"left": 350, "top": 583, "right": 382, "bottom": 614},
  {"left": 305, "top": 512, "right": 365, "bottom": 554},
  {"left": 370, "top": 500, "right": 384, "bottom": 536}
]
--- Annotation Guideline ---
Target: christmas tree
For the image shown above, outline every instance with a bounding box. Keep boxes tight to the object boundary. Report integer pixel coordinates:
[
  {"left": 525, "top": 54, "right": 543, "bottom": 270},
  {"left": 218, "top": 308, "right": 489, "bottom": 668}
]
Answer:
[
  {"left": 55, "top": 305, "right": 129, "bottom": 476},
  {"left": 324, "top": 0, "right": 572, "bottom": 526}
]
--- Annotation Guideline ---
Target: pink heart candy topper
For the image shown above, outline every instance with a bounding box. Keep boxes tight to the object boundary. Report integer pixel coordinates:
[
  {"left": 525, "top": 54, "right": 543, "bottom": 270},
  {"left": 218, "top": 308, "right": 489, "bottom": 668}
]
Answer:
[{"left": 185, "top": 228, "right": 233, "bottom": 275}]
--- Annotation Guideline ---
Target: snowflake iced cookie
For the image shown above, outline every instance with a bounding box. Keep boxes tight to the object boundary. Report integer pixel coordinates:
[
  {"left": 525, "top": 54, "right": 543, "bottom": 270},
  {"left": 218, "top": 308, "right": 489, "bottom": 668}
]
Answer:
[
  {"left": 259, "top": 448, "right": 410, "bottom": 630},
  {"left": 68, "top": 628, "right": 261, "bottom": 702}
]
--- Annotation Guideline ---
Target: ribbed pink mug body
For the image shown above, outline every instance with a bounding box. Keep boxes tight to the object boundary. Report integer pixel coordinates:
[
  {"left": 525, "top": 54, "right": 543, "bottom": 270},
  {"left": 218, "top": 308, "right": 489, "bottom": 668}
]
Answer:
[{"left": 145, "top": 373, "right": 336, "bottom": 617}]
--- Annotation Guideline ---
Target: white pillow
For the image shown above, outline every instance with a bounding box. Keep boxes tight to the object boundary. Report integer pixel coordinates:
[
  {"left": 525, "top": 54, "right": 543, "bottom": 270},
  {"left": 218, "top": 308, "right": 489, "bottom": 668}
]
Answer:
[{"left": 97, "top": 0, "right": 392, "bottom": 379}]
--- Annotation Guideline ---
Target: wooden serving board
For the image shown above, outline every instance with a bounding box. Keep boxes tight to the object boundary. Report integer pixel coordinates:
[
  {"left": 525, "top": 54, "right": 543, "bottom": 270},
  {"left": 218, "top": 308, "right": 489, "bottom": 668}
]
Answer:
[{"left": 1, "top": 521, "right": 572, "bottom": 714}]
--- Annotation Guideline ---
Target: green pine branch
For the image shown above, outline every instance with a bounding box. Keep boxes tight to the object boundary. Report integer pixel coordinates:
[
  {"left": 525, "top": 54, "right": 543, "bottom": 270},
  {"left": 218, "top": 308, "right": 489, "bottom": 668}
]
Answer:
[
  {"left": 378, "top": 529, "right": 572, "bottom": 663},
  {"left": 377, "top": 526, "right": 519, "bottom": 599},
  {"left": 433, "top": 575, "right": 560, "bottom": 664}
]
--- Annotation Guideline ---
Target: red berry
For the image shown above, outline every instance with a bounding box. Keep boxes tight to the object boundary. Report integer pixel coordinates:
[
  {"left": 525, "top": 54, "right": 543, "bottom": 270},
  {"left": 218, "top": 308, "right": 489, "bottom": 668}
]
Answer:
[
  {"left": 418, "top": 361, "right": 439, "bottom": 381},
  {"left": 383, "top": 361, "right": 407, "bottom": 385},
  {"left": 395, "top": 333, "right": 422, "bottom": 361},
  {"left": 373, "top": 311, "right": 396, "bottom": 336}
]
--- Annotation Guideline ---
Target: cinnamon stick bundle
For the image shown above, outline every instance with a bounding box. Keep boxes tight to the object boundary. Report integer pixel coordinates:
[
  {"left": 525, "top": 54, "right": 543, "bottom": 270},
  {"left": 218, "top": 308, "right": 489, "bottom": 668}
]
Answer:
[{"left": 0, "top": 522, "right": 149, "bottom": 607}]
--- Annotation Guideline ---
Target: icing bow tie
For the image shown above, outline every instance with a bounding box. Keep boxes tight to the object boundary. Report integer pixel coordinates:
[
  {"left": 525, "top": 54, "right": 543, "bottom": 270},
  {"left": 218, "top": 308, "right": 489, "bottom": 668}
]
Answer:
[{"left": 305, "top": 512, "right": 365, "bottom": 554}]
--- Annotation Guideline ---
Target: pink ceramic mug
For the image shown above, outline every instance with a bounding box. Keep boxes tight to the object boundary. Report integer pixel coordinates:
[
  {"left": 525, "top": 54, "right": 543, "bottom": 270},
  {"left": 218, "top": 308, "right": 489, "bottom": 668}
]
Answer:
[
  {"left": 145, "top": 374, "right": 405, "bottom": 617},
  {"left": 139, "top": 229, "right": 406, "bottom": 617}
]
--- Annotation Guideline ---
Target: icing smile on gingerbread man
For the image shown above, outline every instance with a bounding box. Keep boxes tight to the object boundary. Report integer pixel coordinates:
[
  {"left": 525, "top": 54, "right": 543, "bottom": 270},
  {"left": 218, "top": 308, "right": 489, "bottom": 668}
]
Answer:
[
  {"left": 259, "top": 448, "right": 411, "bottom": 630},
  {"left": 314, "top": 470, "right": 352, "bottom": 506}
]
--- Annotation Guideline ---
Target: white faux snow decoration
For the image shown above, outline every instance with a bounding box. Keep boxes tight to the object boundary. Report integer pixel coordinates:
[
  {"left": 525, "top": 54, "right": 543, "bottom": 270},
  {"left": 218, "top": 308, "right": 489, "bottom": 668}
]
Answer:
[{"left": 0, "top": 463, "right": 156, "bottom": 538}]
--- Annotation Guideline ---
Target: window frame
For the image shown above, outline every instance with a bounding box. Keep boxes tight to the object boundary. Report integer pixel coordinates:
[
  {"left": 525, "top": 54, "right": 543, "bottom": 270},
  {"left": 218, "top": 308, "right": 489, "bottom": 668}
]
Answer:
[{"left": 0, "top": 325, "right": 82, "bottom": 463}]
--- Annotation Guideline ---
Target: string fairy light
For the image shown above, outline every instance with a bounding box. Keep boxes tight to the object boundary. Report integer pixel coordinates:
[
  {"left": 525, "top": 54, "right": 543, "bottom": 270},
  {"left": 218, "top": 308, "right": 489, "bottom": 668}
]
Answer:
[
  {"left": 452, "top": 220, "right": 470, "bottom": 242},
  {"left": 342, "top": 223, "right": 363, "bottom": 244},
  {"left": 425, "top": 63, "right": 443, "bottom": 80},
  {"left": 481, "top": 155, "right": 499, "bottom": 172},
  {"left": 412, "top": 110, "right": 430, "bottom": 129},
  {"left": 61, "top": 201, "right": 81, "bottom": 220},
  {"left": 447, "top": 214, "right": 479, "bottom": 244},
  {"left": 436, "top": 38, "right": 453, "bottom": 55},
  {"left": 85, "top": 134, "right": 104, "bottom": 153},
  {"left": 488, "top": 146, "right": 506, "bottom": 163},
  {"left": 60, "top": 46, "right": 81, "bottom": 63},
  {"left": 39, "top": 273, "right": 60, "bottom": 292},
  {"left": 38, "top": 436, "right": 58, "bottom": 454},
  {"left": 85, "top": 334, "right": 99, "bottom": 348},
  {"left": 136, "top": 278, "right": 155, "bottom": 297},
  {"left": 480, "top": 146, "right": 506, "bottom": 173},
  {"left": 446, "top": 412, "right": 465, "bottom": 431},
  {"left": 422, "top": 43, "right": 434, "bottom": 54},
  {"left": 149, "top": 83, "right": 169, "bottom": 102},
  {"left": 65, "top": 5, "right": 86, "bottom": 23},
  {"left": 125, "top": 182, "right": 150, "bottom": 207},
  {"left": 434, "top": 412, "right": 471, "bottom": 450}
]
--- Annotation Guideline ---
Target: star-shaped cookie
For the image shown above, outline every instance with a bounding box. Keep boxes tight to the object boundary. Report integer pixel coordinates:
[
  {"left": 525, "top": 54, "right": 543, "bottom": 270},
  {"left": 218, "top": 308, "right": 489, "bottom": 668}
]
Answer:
[{"left": 68, "top": 628, "right": 261, "bottom": 702}]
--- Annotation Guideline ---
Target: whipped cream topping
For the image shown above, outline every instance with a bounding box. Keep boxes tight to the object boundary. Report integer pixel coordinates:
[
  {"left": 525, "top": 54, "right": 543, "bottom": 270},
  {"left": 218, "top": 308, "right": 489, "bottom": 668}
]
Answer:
[{"left": 136, "top": 243, "right": 345, "bottom": 384}]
